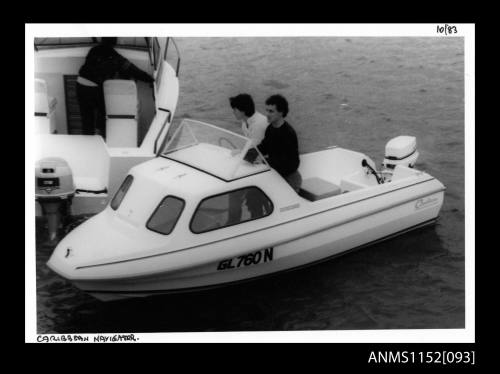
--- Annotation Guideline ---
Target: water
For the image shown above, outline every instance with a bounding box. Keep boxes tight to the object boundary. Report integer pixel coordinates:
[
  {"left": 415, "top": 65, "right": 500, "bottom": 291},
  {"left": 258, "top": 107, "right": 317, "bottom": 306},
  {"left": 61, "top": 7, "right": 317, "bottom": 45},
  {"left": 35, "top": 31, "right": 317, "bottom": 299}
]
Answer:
[{"left": 34, "top": 37, "right": 465, "bottom": 334}]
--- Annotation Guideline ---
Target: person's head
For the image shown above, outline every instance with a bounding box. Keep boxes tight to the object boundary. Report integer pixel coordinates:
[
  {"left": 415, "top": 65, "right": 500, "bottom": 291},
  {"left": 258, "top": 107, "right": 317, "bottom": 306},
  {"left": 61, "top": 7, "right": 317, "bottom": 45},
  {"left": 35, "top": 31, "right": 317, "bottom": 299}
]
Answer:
[
  {"left": 265, "top": 94, "right": 289, "bottom": 125},
  {"left": 101, "top": 37, "right": 118, "bottom": 46},
  {"left": 229, "top": 93, "right": 255, "bottom": 120}
]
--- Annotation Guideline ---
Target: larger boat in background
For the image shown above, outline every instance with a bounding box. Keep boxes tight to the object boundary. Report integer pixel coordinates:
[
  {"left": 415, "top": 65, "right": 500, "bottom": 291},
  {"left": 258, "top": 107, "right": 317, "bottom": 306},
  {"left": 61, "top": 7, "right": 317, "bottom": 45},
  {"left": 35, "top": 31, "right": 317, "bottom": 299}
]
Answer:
[
  {"left": 34, "top": 37, "right": 181, "bottom": 221},
  {"left": 47, "top": 119, "right": 446, "bottom": 301}
]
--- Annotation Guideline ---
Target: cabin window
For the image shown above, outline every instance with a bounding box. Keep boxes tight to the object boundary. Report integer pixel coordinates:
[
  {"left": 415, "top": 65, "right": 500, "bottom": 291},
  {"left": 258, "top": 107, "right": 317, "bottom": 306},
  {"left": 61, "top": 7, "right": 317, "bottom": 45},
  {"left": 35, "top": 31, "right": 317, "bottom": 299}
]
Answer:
[
  {"left": 110, "top": 175, "right": 134, "bottom": 210},
  {"left": 146, "top": 196, "right": 185, "bottom": 235},
  {"left": 190, "top": 187, "right": 273, "bottom": 234}
]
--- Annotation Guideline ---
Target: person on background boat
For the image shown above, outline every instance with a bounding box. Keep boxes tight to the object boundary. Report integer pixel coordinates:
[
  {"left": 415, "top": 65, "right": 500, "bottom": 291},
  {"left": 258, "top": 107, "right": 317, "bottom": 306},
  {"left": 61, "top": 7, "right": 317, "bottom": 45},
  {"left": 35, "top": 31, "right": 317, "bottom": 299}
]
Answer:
[
  {"left": 227, "top": 93, "right": 270, "bottom": 224},
  {"left": 245, "top": 94, "right": 302, "bottom": 192},
  {"left": 76, "top": 37, "right": 154, "bottom": 139}
]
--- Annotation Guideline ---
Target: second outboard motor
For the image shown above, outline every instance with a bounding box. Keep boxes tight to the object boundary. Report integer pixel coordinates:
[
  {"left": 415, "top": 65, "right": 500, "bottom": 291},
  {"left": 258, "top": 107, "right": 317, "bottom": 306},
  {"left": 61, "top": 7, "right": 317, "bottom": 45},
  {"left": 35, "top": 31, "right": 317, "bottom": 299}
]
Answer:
[
  {"left": 35, "top": 157, "right": 76, "bottom": 244},
  {"left": 381, "top": 136, "right": 419, "bottom": 182}
]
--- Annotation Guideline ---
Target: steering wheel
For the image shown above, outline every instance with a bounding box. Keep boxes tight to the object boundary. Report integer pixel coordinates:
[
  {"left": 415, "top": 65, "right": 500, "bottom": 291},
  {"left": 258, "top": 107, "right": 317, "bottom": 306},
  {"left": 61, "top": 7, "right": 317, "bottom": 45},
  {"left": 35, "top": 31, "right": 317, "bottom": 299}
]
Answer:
[{"left": 218, "top": 137, "right": 237, "bottom": 149}]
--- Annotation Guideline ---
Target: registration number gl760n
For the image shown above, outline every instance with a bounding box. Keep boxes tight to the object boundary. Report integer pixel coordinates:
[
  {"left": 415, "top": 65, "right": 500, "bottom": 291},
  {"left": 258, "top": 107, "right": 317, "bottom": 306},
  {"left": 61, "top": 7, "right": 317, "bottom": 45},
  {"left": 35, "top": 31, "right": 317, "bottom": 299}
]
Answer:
[{"left": 217, "top": 247, "right": 274, "bottom": 271}]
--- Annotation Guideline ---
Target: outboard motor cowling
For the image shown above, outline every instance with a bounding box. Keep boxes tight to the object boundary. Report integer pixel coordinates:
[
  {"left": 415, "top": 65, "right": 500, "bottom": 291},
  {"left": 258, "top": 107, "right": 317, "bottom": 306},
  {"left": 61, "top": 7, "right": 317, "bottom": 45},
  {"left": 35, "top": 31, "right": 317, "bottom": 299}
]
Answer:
[
  {"left": 35, "top": 157, "right": 76, "bottom": 243},
  {"left": 381, "top": 136, "right": 419, "bottom": 182}
]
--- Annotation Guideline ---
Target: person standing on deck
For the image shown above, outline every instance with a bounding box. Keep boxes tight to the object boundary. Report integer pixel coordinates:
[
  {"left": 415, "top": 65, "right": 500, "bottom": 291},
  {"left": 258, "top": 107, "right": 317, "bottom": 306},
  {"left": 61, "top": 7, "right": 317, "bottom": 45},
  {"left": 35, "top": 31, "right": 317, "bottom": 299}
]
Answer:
[{"left": 76, "top": 37, "right": 154, "bottom": 139}]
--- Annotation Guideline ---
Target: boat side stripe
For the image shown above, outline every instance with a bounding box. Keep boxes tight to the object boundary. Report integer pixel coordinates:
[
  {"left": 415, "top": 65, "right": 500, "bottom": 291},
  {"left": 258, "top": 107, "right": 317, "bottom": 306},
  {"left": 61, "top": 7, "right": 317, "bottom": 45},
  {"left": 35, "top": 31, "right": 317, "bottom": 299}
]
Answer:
[
  {"left": 80, "top": 218, "right": 438, "bottom": 295},
  {"left": 76, "top": 178, "right": 443, "bottom": 270}
]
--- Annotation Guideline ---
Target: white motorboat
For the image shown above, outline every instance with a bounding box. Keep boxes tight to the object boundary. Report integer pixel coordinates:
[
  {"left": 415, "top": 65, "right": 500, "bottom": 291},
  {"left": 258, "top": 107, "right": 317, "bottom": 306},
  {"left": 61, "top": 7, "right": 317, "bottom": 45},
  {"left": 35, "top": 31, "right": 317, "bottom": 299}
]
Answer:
[
  {"left": 34, "top": 37, "right": 181, "bottom": 220},
  {"left": 47, "top": 119, "right": 445, "bottom": 301}
]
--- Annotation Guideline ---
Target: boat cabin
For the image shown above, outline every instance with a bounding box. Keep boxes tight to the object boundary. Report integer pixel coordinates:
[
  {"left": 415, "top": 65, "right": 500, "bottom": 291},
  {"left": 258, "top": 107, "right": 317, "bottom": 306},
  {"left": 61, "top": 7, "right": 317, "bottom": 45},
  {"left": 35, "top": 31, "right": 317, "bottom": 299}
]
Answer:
[{"left": 105, "top": 119, "right": 385, "bottom": 247}]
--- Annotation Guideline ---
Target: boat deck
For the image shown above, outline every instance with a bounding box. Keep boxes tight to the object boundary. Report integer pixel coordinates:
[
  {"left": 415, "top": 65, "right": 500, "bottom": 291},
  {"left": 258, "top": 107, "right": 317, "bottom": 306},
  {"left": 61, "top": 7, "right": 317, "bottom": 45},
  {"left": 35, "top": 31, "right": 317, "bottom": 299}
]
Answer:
[{"left": 35, "top": 48, "right": 156, "bottom": 146}]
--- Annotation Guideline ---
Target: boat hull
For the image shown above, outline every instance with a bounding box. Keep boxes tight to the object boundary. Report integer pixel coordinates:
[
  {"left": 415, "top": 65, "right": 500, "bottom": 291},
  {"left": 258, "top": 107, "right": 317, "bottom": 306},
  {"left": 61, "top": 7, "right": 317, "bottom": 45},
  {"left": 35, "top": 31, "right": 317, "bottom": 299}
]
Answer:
[{"left": 69, "top": 188, "right": 444, "bottom": 301}]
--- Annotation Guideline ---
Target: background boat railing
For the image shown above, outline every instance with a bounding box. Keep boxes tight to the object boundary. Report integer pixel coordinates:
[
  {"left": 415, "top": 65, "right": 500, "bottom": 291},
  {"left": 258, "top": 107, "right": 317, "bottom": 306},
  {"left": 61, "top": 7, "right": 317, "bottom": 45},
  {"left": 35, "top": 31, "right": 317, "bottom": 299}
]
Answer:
[{"left": 164, "top": 37, "right": 181, "bottom": 78}]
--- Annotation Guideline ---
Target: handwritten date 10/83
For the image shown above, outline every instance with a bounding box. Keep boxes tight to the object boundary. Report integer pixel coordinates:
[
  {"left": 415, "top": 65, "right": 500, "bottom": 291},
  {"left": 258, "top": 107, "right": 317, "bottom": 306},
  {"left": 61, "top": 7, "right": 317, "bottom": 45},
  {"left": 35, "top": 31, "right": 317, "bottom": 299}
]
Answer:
[{"left": 437, "top": 24, "right": 458, "bottom": 35}]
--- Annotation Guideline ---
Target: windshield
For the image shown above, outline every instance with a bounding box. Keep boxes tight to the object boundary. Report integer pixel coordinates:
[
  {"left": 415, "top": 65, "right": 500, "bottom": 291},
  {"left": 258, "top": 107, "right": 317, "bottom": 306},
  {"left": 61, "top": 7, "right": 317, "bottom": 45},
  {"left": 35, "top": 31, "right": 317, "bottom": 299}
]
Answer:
[
  {"left": 34, "top": 37, "right": 149, "bottom": 51},
  {"left": 161, "top": 119, "right": 270, "bottom": 181}
]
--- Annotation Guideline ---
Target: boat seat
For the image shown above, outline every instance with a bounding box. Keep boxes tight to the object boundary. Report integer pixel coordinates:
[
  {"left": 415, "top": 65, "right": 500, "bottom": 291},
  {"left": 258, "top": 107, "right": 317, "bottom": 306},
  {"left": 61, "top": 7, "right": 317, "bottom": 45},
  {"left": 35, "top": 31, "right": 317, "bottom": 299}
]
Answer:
[
  {"left": 299, "top": 177, "right": 342, "bottom": 201},
  {"left": 35, "top": 78, "right": 57, "bottom": 134},
  {"left": 104, "top": 79, "right": 139, "bottom": 147}
]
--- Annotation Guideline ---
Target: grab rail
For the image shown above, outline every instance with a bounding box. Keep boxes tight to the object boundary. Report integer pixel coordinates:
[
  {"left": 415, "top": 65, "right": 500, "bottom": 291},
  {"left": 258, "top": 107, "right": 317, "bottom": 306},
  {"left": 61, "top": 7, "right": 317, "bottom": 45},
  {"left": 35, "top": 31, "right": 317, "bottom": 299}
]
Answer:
[
  {"left": 154, "top": 109, "right": 172, "bottom": 155},
  {"left": 145, "top": 37, "right": 154, "bottom": 68},
  {"left": 165, "top": 37, "right": 181, "bottom": 77}
]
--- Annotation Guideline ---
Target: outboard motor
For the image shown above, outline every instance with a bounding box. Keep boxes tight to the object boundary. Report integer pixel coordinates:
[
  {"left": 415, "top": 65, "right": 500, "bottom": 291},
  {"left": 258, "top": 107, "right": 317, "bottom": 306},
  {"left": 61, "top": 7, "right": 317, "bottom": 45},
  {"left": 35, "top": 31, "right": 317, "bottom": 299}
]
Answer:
[
  {"left": 35, "top": 157, "right": 75, "bottom": 244},
  {"left": 381, "top": 136, "right": 419, "bottom": 182}
]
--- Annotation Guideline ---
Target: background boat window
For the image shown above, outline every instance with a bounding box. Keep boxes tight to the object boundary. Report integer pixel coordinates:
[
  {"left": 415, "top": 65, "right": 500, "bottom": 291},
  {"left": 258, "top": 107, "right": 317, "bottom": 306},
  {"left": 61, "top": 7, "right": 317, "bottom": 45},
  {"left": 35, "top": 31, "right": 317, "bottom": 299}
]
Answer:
[
  {"left": 116, "top": 37, "right": 148, "bottom": 49},
  {"left": 34, "top": 37, "right": 150, "bottom": 51},
  {"left": 110, "top": 175, "right": 134, "bottom": 210},
  {"left": 146, "top": 196, "right": 185, "bottom": 235},
  {"left": 191, "top": 187, "right": 273, "bottom": 233}
]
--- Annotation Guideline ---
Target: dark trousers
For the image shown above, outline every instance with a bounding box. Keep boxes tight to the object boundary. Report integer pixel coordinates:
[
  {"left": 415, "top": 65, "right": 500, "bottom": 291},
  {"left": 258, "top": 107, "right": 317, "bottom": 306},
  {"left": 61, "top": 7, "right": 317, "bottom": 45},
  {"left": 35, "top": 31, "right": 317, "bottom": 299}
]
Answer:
[
  {"left": 76, "top": 83, "right": 106, "bottom": 138},
  {"left": 284, "top": 170, "right": 302, "bottom": 192},
  {"left": 246, "top": 188, "right": 271, "bottom": 217},
  {"left": 227, "top": 188, "right": 271, "bottom": 226}
]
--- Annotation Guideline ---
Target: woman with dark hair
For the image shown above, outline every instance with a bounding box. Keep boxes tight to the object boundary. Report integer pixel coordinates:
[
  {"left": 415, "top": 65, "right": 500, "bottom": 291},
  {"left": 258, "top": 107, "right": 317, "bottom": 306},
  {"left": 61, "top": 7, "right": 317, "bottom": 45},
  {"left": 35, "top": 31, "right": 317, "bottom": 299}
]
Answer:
[
  {"left": 229, "top": 93, "right": 268, "bottom": 146},
  {"left": 227, "top": 93, "right": 270, "bottom": 223},
  {"left": 76, "top": 37, "right": 154, "bottom": 139}
]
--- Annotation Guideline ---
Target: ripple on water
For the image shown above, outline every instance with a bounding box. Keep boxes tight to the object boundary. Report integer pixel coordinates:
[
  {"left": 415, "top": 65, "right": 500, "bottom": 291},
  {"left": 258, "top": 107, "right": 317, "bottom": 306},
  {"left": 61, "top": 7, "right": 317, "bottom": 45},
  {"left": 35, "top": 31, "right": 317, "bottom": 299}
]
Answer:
[
  {"left": 262, "top": 79, "right": 290, "bottom": 90},
  {"left": 284, "top": 320, "right": 330, "bottom": 331}
]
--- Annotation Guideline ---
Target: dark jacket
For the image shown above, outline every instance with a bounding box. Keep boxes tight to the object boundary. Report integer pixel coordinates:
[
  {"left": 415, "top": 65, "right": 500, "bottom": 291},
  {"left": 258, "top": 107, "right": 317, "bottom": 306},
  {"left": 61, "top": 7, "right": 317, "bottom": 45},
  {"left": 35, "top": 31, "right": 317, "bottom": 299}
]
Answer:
[
  {"left": 79, "top": 44, "right": 154, "bottom": 85},
  {"left": 257, "top": 121, "right": 300, "bottom": 177}
]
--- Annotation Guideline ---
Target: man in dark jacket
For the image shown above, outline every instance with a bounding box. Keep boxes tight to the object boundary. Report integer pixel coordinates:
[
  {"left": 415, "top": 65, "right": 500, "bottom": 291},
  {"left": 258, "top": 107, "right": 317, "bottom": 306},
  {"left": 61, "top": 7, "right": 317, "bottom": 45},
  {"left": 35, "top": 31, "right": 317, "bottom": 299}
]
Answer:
[
  {"left": 76, "top": 37, "right": 154, "bottom": 139},
  {"left": 245, "top": 94, "right": 302, "bottom": 192}
]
